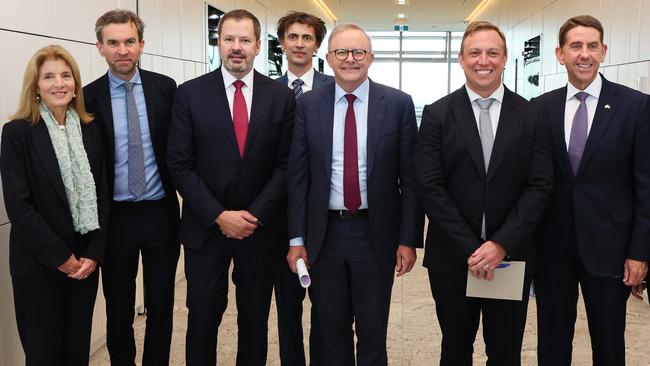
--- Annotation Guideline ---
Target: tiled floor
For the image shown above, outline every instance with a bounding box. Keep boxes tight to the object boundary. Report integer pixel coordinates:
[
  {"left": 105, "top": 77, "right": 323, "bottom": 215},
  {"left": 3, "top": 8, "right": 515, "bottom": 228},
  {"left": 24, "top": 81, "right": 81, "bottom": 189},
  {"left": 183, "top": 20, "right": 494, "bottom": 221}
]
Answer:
[{"left": 89, "top": 249, "right": 650, "bottom": 365}]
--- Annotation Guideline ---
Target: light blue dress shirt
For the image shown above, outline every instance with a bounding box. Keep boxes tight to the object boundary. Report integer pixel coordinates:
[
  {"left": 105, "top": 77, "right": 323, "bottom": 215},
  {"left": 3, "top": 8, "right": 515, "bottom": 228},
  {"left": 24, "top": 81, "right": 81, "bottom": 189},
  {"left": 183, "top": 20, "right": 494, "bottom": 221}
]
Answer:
[{"left": 108, "top": 70, "right": 165, "bottom": 201}]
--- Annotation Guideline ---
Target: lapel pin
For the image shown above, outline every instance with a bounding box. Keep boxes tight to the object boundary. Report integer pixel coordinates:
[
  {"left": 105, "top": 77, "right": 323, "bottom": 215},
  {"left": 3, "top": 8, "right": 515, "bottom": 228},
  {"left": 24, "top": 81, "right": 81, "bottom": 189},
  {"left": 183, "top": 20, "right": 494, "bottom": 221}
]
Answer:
[{"left": 604, "top": 104, "right": 611, "bottom": 109}]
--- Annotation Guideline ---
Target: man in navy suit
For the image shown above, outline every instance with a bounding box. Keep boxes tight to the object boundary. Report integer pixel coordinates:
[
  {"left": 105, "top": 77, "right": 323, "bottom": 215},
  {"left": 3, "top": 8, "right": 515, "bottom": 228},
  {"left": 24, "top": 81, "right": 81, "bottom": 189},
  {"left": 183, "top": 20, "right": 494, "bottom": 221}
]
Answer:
[
  {"left": 274, "top": 11, "right": 332, "bottom": 366},
  {"left": 533, "top": 15, "right": 650, "bottom": 366},
  {"left": 287, "top": 23, "right": 421, "bottom": 366},
  {"left": 167, "top": 9, "right": 295, "bottom": 366},
  {"left": 84, "top": 9, "right": 180, "bottom": 365},
  {"left": 414, "top": 21, "right": 552, "bottom": 365}
]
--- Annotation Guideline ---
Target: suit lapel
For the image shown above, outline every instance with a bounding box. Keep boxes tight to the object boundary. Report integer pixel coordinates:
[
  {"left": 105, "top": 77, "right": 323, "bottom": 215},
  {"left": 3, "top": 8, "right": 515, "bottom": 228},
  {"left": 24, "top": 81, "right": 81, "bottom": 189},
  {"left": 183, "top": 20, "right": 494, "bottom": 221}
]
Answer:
[
  {"left": 486, "top": 87, "right": 517, "bottom": 182},
  {"left": 96, "top": 74, "right": 116, "bottom": 165},
  {"left": 577, "top": 78, "right": 617, "bottom": 176},
  {"left": 30, "top": 121, "right": 69, "bottom": 209},
  {"left": 205, "top": 68, "right": 239, "bottom": 156},
  {"left": 366, "top": 80, "right": 386, "bottom": 179},
  {"left": 140, "top": 69, "right": 158, "bottom": 142},
  {"left": 320, "top": 84, "right": 336, "bottom": 179},
  {"left": 548, "top": 87, "right": 573, "bottom": 179},
  {"left": 451, "top": 87, "right": 486, "bottom": 178},
  {"left": 245, "top": 71, "right": 272, "bottom": 159}
]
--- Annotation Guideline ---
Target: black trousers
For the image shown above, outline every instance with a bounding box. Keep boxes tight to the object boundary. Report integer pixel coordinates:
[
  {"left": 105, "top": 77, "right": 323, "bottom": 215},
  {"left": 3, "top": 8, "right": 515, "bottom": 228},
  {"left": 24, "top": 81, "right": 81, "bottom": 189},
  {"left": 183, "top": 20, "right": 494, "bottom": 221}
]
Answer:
[
  {"left": 274, "top": 249, "right": 323, "bottom": 366},
  {"left": 102, "top": 199, "right": 180, "bottom": 366},
  {"left": 536, "top": 228, "right": 631, "bottom": 366},
  {"left": 13, "top": 270, "right": 99, "bottom": 366},
  {"left": 184, "top": 239, "right": 277, "bottom": 366},
  {"left": 311, "top": 213, "right": 394, "bottom": 366},
  {"left": 428, "top": 270, "right": 532, "bottom": 366}
]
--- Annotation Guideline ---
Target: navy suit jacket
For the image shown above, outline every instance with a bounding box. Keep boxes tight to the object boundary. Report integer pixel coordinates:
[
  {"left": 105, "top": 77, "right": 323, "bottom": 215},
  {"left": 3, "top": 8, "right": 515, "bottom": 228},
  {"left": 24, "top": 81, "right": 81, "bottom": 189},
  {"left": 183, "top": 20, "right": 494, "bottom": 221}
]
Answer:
[
  {"left": 287, "top": 79, "right": 422, "bottom": 270},
  {"left": 168, "top": 68, "right": 295, "bottom": 250},
  {"left": 0, "top": 118, "right": 109, "bottom": 278},
  {"left": 83, "top": 68, "right": 180, "bottom": 216},
  {"left": 532, "top": 75, "right": 650, "bottom": 276},
  {"left": 276, "top": 69, "right": 333, "bottom": 91},
  {"left": 415, "top": 86, "right": 553, "bottom": 276}
]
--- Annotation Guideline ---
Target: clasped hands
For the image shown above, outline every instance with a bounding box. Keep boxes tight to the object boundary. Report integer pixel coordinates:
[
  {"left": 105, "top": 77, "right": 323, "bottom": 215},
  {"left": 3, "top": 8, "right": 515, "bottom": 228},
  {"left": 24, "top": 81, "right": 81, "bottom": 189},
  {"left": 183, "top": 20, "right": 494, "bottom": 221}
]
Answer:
[
  {"left": 467, "top": 240, "right": 506, "bottom": 281},
  {"left": 216, "top": 210, "right": 259, "bottom": 239},
  {"left": 57, "top": 254, "right": 96, "bottom": 280}
]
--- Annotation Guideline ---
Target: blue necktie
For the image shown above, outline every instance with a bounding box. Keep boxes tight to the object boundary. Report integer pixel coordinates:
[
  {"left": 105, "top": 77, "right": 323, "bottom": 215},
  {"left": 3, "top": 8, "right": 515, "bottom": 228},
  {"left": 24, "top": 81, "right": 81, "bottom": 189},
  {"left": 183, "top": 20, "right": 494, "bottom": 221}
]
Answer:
[
  {"left": 124, "top": 82, "right": 146, "bottom": 198},
  {"left": 292, "top": 79, "right": 304, "bottom": 100}
]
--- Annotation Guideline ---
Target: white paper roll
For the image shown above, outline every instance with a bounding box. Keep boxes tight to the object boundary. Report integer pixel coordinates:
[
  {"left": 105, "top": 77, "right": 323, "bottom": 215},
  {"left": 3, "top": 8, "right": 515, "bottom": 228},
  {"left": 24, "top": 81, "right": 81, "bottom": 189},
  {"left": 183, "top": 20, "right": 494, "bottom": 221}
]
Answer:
[{"left": 296, "top": 258, "right": 311, "bottom": 288}]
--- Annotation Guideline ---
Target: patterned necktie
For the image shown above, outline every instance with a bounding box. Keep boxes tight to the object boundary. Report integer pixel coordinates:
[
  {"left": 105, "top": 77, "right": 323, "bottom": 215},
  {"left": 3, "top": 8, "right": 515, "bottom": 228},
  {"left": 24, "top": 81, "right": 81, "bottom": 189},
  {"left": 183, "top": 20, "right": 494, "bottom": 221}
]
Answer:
[
  {"left": 476, "top": 98, "right": 496, "bottom": 172},
  {"left": 124, "top": 82, "right": 146, "bottom": 198},
  {"left": 476, "top": 97, "right": 496, "bottom": 240},
  {"left": 568, "top": 92, "right": 589, "bottom": 175},
  {"left": 343, "top": 94, "right": 361, "bottom": 213},
  {"left": 292, "top": 79, "right": 304, "bottom": 100},
  {"left": 232, "top": 80, "right": 248, "bottom": 157}
]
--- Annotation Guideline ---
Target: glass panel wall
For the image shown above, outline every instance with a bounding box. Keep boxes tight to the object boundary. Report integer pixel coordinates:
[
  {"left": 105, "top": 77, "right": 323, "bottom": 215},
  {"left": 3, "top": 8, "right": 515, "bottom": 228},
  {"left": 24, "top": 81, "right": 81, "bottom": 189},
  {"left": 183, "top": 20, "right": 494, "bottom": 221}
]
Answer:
[{"left": 368, "top": 31, "right": 464, "bottom": 123}]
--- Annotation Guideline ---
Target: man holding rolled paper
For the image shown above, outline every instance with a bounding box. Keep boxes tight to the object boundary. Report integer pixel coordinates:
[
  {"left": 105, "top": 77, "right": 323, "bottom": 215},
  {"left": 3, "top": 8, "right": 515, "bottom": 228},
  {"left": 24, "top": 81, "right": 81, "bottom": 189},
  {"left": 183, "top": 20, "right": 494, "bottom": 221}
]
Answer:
[
  {"left": 414, "top": 21, "right": 552, "bottom": 365},
  {"left": 287, "top": 23, "right": 422, "bottom": 365}
]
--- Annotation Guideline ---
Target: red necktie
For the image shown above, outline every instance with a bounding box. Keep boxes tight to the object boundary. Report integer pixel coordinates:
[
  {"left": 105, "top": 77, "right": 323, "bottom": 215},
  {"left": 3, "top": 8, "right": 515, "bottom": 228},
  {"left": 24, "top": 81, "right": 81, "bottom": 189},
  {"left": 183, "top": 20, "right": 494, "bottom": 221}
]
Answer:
[
  {"left": 233, "top": 80, "right": 248, "bottom": 157},
  {"left": 344, "top": 94, "right": 361, "bottom": 213}
]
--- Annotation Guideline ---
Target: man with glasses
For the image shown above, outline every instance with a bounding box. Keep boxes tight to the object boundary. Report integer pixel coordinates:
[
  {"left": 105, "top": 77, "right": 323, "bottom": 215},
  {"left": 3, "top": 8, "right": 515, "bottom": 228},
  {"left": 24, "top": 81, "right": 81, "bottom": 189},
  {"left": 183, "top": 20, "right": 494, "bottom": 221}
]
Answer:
[
  {"left": 287, "top": 23, "right": 421, "bottom": 365},
  {"left": 274, "top": 11, "right": 333, "bottom": 366}
]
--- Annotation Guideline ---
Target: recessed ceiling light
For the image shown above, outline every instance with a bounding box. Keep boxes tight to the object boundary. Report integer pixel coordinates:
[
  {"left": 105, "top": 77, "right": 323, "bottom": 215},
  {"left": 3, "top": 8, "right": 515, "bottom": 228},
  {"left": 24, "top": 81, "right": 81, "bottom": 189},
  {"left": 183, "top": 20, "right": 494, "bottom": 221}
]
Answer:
[
  {"left": 397, "top": 13, "right": 406, "bottom": 18},
  {"left": 395, "top": 0, "right": 409, "bottom": 4}
]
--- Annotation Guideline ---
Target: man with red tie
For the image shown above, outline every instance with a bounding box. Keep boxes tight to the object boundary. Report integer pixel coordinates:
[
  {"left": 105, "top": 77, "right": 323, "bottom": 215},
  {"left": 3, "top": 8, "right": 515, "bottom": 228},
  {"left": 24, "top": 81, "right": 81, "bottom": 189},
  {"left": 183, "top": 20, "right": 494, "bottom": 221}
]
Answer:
[
  {"left": 167, "top": 9, "right": 295, "bottom": 366},
  {"left": 287, "top": 23, "right": 421, "bottom": 365}
]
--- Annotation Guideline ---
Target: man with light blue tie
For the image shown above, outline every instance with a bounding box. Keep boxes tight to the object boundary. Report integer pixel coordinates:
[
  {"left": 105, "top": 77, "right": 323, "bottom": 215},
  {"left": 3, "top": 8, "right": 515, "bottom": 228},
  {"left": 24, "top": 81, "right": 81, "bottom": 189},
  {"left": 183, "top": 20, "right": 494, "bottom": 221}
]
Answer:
[
  {"left": 84, "top": 9, "right": 180, "bottom": 366},
  {"left": 274, "top": 11, "right": 333, "bottom": 366}
]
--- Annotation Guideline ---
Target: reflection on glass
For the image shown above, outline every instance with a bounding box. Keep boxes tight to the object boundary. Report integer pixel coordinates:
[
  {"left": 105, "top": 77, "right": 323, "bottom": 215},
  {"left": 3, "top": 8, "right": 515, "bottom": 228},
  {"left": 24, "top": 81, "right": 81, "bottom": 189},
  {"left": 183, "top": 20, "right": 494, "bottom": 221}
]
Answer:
[{"left": 369, "top": 62, "right": 399, "bottom": 89}]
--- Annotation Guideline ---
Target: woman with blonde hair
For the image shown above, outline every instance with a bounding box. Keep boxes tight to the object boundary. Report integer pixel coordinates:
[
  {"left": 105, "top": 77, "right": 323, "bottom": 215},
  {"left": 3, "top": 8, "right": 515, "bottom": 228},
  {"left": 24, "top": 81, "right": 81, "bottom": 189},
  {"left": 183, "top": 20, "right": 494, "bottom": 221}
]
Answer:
[{"left": 0, "top": 44, "right": 108, "bottom": 365}]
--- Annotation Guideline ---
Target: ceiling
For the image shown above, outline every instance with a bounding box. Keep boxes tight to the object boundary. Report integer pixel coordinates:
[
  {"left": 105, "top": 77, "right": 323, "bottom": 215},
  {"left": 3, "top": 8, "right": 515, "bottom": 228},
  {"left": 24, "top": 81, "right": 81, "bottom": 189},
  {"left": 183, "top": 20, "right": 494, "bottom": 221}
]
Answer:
[{"left": 320, "top": 0, "right": 484, "bottom": 32}]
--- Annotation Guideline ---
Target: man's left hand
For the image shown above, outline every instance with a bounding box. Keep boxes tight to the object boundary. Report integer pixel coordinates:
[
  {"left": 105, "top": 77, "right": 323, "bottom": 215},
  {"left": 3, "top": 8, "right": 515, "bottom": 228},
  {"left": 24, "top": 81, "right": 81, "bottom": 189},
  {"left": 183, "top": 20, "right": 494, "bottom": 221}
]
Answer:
[
  {"left": 467, "top": 240, "right": 507, "bottom": 281},
  {"left": 623, "top": 259, "right": 648, "bottom": 286},
  {"left": 395, "top": 245, "right": 416, "bottom": 277}
]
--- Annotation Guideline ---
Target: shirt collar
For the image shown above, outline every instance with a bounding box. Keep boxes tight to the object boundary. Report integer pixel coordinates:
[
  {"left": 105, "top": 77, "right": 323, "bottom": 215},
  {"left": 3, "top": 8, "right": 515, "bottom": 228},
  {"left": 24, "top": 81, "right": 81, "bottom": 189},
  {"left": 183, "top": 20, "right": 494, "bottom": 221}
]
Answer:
[
  {"left": 335, "top": 78, "right": 370, "bottom": 104},
  {"left": 222, "top": 67, "right": 255, "bottom": 90},
  {"left": 287, "top": 68, "right": 315, "bottom": 89},
  {"left": 108, "top": 68, "right": 142, "bottom": 90},
  {"left": 465, "top": 83, "right": 504, "bottom": 104},
  {"left": 566, "top": 73, "right": 602, "bottom": 102}
]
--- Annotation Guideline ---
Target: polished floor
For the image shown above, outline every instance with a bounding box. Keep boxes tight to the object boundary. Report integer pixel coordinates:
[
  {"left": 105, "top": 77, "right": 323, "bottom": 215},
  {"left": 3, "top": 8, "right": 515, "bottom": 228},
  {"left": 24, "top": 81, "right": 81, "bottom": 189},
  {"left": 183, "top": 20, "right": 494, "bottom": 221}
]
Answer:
[{"left": 89, "top": 249, "right": 650, "bottom": 365}]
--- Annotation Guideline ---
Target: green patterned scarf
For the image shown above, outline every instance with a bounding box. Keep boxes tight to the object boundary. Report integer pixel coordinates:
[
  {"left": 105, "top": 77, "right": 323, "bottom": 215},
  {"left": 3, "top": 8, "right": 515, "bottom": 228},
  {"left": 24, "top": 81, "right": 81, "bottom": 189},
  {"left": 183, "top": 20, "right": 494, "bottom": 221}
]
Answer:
[{"left": 39, "top": 103, "right": 99, "bottom": 234}]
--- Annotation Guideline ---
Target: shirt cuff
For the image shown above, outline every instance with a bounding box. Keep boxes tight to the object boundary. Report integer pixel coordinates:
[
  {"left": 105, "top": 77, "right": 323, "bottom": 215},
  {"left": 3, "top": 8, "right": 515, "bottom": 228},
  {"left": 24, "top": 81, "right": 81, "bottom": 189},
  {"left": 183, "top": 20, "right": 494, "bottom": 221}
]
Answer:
[{"left": 289, "top": 237, "right": 304, "bottom": 247}]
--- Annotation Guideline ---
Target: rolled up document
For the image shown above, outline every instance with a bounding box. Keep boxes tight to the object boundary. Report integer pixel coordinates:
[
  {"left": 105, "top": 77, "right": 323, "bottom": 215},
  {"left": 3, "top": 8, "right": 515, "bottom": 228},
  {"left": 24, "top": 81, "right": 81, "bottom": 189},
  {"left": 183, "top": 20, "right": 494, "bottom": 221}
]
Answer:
[{"left": 296, "top": 258, "right": 311, "bottom": 288}]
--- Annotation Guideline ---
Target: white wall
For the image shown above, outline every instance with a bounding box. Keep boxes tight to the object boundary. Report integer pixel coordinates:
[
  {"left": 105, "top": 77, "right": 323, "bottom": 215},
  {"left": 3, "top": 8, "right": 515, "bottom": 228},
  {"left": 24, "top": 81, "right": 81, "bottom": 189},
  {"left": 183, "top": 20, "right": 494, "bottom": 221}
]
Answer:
[
  {"left": 469, "top": 0, "right": 650, "bottom": 95},
  {"left": 0, "top": 0, "right": 334, "bottom": 364}
]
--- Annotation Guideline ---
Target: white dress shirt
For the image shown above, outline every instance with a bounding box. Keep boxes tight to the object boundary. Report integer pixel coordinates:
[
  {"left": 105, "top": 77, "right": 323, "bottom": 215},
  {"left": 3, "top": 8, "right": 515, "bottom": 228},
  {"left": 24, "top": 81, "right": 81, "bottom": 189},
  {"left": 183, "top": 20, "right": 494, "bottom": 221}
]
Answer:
[
  {"left": 287, "top": 68, "right": 315, "bottom": 93},
  {"left": 465, "top": 83, "right": 504, "bottom": 135},
  {"left": 563, "top": 74, "right": 602, "bottom": 148},
  {"left": 221, "top": 67, "right": 254, "bottom": 120},
  {"left": 329, "top": 79, "right": 370, "bottom": 210}
]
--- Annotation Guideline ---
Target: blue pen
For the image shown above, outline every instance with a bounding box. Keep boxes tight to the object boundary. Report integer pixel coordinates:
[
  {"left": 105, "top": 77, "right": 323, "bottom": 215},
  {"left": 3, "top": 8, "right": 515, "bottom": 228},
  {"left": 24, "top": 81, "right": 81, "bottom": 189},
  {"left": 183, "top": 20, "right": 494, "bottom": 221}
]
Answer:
[{"left": 495, "top": 263, "right": 511, "bottom": 269}]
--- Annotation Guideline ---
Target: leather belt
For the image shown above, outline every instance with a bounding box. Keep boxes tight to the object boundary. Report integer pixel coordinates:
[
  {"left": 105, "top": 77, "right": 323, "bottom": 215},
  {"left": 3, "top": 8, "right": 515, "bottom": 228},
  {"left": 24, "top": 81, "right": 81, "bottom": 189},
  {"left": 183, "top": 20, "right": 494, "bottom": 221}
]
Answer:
[{"left": 329, "top": 209, "right": 369, "bottom": 219}]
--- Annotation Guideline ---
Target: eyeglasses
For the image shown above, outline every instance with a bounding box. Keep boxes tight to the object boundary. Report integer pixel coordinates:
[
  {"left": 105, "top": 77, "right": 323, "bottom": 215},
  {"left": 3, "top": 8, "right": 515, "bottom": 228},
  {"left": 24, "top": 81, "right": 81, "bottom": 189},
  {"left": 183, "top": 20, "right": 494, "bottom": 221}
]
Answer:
[{"left": 330, "top": 48, "right": 369, "bottom": 61}]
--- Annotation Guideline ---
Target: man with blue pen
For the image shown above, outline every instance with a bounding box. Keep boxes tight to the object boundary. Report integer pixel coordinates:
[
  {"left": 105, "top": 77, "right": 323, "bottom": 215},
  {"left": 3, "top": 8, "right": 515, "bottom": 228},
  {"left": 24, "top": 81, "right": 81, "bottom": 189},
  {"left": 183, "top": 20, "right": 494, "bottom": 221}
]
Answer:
[{"left": 414, "top": 21, "right": 553, "bottom": 365}]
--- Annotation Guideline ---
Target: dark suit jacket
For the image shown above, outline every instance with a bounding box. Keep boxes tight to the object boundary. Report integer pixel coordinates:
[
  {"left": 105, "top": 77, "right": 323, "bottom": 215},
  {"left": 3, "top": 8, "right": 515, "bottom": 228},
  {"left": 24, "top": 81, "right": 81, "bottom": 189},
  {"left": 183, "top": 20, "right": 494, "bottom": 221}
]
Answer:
[
  {"left": 287, "top": 79, "right": 422, "bottom": 270},
  {"left": 532, "top": 75, "right": 650, "bottom": 277},
  {"left": 276, "top": 69, "right": 333, "bottom": 90},
  {"left": 83, "top": 68, "right": 180, "bottom": 215},
  {"left": 415, "top": 85, "right": 553, "bottom": 276},
  {"left": 0, "top": 118, "right": 109, "bottom": 279},
  {"left": 167, "top": 68, "right": 295, "bottom": 250}
]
